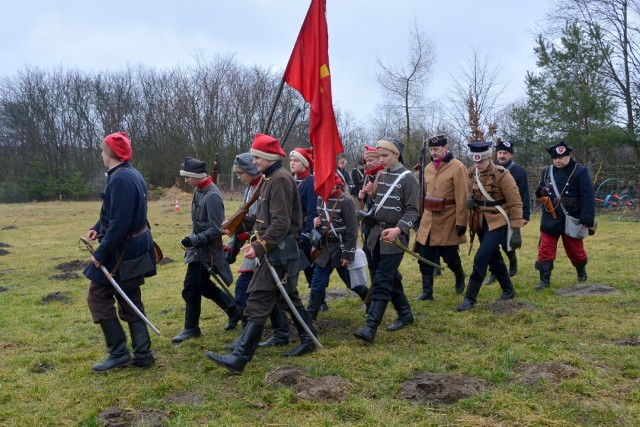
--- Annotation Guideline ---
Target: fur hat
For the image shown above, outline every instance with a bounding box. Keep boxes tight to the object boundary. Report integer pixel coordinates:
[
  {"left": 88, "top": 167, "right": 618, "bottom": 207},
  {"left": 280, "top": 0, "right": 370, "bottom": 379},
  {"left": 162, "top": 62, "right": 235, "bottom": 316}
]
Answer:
[
  {"left": 427, "top": 134, "right": 447, "bottom": 148},
  {"left": 546, "top": 141, "right": 573, "bottom": 158},
  {"left": 250, "top": 133, "right": 286, "bottom": 160},
  {"left": 495, "top": 139, "right": 514, "bottom": 153},
  {"left": 104, "top": 132, "right": 132, "bottom": 162},
  {"left": 467, "top": 141, "right": 493, "bottom": 162},
  {"left": 180, "top": 157, "right": 208, "bottom": 179},
  {"left": 233, "top": 152, "right": 260, "bottom": 176},
  {"left": 362, "top": 145, "right": 379, "bottom": 160},
  {"left": 289, "top": 147, "right": 314, "bottom": 169},
  {"left": 376, "top": 136, "right": 404, "bottom": 164}
]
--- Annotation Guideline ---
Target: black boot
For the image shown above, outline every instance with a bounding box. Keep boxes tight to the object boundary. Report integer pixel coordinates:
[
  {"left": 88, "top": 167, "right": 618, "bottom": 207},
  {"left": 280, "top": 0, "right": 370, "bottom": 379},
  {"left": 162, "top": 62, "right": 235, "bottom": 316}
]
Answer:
[
  {"left": 305, "top": 290, "right": 324, "bottom": 321},
  {"left": 128, "top": 320, "right": 155, "bottom": 368},
  {"left": 354, "top": 300, "right": 388, "bottom": 343},
  {"left": 386, "top": 293, "right": 414, "bottom": 331},
  {"left": 92, "top": 319, "right": 131, "bottom": 372},
  {"left": 210, "top": 287, "right": 243, "bottom": 331},
  {"left": 535, "top": 261, "right": 554, "bottom": 290},
  {"left": 282, "top": 308, "right": 317, "bottom": 357},
  {"left": 457, "top": 298, "right": 475, "bottom": 311},
  {"left": 507, "top": 250, "right": 518, "bottom": 276},
  {"left": 224, "top": 304, "right": 244, "bottom": 331},
  {"left": 414, "top": 274, "right": 434, "bottom": 300},
  {"left": 458, "top": 278, "right": 480, "bottom": 311},
  {"left": 495, "top": 272, "right": 516, "bottom": 301},
  {"left": 453, "top": 267, "right": 466, "bottom": 294},
  {"left": 259, "top": 307, "right": 290, "bottom": 347},
  {"left": 172, "top": 303, "right": 202, "bottom": 344},
  {"left": 483, "top": 273, "right": 496, "bottom": 285},
  {"left": 574, "top": 259, "right": 588, "bottom": 282},
  {"left": 205, "top": 321, "right": 264, "bottom": 373}
]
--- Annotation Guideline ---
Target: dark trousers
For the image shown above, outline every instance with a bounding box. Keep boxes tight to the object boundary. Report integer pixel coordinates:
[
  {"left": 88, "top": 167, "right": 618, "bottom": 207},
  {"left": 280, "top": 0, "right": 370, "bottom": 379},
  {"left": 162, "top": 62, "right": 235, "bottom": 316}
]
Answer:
[
  {"left": 244, "top": 263, "right": 305, "bottom": 324},
  {"left": 417, "top": 238, "right": 462, "bottom": 275},
  {"left": 234, "top": 271, "right": 252, "bottom": 310},
  {"left": 182, "top": 262, "right": 230, "bottom": 305},
  {"left": 465, "top": 220, "right": 510, "bottom": 302},
  {"left": 368, "top": 240, "right": 406, "bottom": 302},
  {"left": 87, "top": 281, "right": 145, "bottom": 323}
]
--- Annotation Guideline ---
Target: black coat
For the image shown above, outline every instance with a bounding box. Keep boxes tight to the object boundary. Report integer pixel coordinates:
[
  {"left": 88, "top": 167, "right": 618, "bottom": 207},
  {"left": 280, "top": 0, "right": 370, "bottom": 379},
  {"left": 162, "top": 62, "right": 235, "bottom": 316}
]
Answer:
[
  {"left": 535, "top": 159, "right": 595, "bottom": 236},
  {"left": 502, "top": 159, "right": 531, "bottom": 221}
]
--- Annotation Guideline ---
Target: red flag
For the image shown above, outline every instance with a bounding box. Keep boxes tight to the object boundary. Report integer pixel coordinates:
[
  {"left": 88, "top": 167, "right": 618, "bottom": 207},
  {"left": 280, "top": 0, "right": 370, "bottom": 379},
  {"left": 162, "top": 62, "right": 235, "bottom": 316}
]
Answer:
[{"left": 283, "top": 0, "right": 343, "bottom": 201}]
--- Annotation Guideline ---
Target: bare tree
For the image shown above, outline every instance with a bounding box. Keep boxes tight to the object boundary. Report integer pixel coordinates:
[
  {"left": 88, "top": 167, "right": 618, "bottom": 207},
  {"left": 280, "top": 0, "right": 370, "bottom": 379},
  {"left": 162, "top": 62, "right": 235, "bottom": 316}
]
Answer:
[{"left": 376, "top": 20, "right": 435, "bottom": 145}]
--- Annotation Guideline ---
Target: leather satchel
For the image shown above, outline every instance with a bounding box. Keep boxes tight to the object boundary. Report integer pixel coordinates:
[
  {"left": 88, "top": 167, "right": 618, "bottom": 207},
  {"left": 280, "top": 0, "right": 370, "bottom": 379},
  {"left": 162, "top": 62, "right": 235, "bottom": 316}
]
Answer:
[{"left": 424, "top": 195, "right": 446, "bottom": 212}]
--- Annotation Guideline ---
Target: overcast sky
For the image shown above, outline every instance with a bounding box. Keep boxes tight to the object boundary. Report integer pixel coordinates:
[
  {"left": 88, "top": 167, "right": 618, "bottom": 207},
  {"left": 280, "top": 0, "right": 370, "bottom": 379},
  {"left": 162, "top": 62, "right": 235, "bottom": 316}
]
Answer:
[{"left": 1, "top": 0, "right": 552, "bottom": 122}]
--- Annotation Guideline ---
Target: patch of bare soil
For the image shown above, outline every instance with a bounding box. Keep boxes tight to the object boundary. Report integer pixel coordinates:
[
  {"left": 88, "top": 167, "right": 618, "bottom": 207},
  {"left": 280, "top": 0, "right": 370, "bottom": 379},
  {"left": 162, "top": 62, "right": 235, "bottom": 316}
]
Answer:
[
  {"left": 398, "top": 372, "right": 489, "bottom": 406},
  {"left": 163, "top": 391, "right": 204, "bottom": 406},
  {"left": 0, "top": 242, "right": 11, "bottom": 248},
  {"left": 325, "top": 288, "right": 350, "bottom": 302},
  {"left": 555, "top": 283, "right": 621, "bottom": 296},
  {"left": 98, "top": 407, "right": 169, "bottom": 427},
  {"left": 30, "top": 363, "right": 54, "bottom": 373},
  {"left": 1, "top": 225, "right": 17, "bottom": 230},
  {"left": 158, "top": 257, "right": 175, "bottom": 265},
  {"left": 0, "top": 286, "right": 8, "bottom": 293},
  {"left": 486, "top": 300, "right": 537, "bottom": 315},
  {"left": 515, "top": 362, "right": 579, "bottom": 386},
  {"left": 41, "top": 291, "right": 71, "bottom": 304},
  {"left": 0, "top": 249, "right": 9, "bottom": 256},
  {"left": 614, "top": 337, "right": 640, "bottom": 346},
  {"left": 265, "top": 366, "right": 351, "bottom": 403},
  {"left": 313, "top": 317, "right": 354, "bottom": 337},
  {"left": 50, "top": 272, "right": 81, "bottom": 281},
  {"left": 55, "top": 259, "right": 86, "bottom": 271}
]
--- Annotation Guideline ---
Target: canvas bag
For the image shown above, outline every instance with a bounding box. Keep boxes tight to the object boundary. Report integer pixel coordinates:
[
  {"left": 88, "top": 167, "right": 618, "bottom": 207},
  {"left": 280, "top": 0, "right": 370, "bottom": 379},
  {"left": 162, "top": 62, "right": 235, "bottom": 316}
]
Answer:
[{"left": 549, "top": 166, "right": 588, "bottom": 239}]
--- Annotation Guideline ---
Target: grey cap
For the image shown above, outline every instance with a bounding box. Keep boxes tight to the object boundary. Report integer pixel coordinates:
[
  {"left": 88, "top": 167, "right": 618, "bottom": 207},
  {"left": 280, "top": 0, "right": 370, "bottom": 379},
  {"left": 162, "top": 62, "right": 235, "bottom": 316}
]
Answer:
[{"left": 233, "top": 152, "right": 260, "bottom": 176}]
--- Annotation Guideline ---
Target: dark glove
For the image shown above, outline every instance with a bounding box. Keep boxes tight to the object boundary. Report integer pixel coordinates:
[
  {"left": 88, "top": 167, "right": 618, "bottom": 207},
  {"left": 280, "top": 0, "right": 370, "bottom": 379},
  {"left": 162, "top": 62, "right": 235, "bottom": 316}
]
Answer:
[
  {"left": 299, "top": 232, "right": 310, "bottom": 245},
  {"left": 456, "top": 225, "right": 467, "bottom": 236},
  {"left": 536, "top": 187, "right": 549, "bottom": 198},
  {"left": 224, "top": 245, "right": 236, "bottom": 264},
  {"left": 509, "top": 228, "right": 522, "bottom": 249},
  {"left": 181, "top": 236, "right": 194, "bottom": 248},
  {"left": 465, "top": 198, "right": 475, "bottom": 209}
]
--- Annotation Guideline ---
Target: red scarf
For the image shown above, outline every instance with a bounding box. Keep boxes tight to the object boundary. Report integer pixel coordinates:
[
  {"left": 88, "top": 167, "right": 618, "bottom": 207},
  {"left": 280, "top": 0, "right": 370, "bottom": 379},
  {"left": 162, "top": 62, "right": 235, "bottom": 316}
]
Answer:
[
  {"left": 365, "top": 164, "right": 384, "bottom": 176},
  {"left": 295, "top": 169, "right": 311, "bottom": 180},
  {"left": 197, "top": 176, "right": 212, "bottom": 189}
]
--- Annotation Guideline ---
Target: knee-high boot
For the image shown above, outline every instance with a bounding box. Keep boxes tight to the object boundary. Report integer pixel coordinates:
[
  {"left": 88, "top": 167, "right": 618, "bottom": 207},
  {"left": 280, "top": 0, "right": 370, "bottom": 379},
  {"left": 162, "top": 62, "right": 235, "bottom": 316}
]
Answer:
[
  {"left": 574, "top": 258, "right": 588, "bottom": 282},
  {"left": 259, "top": 307, "right": 290, "bottom": 347},
  {"left": 535, "top": 261, "right": 554, "bottom": 290},
  {"left": 282, "top": 308, "right": 317, "bottom": 357},
  {"left": 354, "top": 300, "right": 388, "bottom": 343},
  {"left": 507, "top": 250, "right": 518, "bottom": 276},
  {"left": 453, "top": 266, "right": 466, "bottom": 294},
  {"left": 386, "top": 293, "right": 414, "bottom": 331},
  {"left": 172, "top": 302, "right": 202, "bottom": 344},
  {"left": 494, "top": 268, "right": 516, "bottom": 301},
  {"left": 92, "top": 319, "right": 131, "bottom": 372},
  {"left": 458, "top": 277, "right": 481, "bottom": 311},
  {"left": 210, "top": 287, "right": 243, "bottom": 331},
  {"left": 305, "top": 290, "right": 325, "bottom": 321},
  {"left": 128, "top": 320, "right": 155, "bottom": 368},
  {"left": 205, "top": 321, "right": 264, "bottom": 373},
  {"left": 414, "top": 274, "right": 434, "bottom": 300}
]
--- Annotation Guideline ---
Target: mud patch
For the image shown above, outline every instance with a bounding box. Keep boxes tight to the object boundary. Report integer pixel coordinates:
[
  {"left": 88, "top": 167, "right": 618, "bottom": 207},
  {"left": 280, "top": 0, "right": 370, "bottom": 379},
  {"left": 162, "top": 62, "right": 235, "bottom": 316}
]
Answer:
[
  {"left": 325, "top": 288, "right": 349, "bottom": 302},
  {"left": 265, "top": 366, "right": 350, "bottom": 403},
  {"left": 0, "top": 249, "right": 9, "bottom": 256},
  {"left": 163, "top": 391, "right": 204, "bottom": 406},
  {"left": 313, "top": 317, "right": 354, "bottom": 337},
  {"left": 158, "top": 257, "right": 175, "bottom": 265},
  {"left": 55, "top": 259, "right": 86, "bottom": 271},
  {"left": 41, "top": 291, "right": 71, "bottom": 304},
  {"left": 98, "top": 407, "right": 169, "bottom": 427},
  {"left": 0, "top": 242, "right": 11, "bottom": 248},
  {"left": 50, "top": 272, "right": 81, "bottom": 281},
  {"left": 556, "top": 283, "right": 621, "bottom": 296},
  {"left": 486, "top": 300, "right": 537, "bottom": 315},
  {"left": 515, "top": 362, "right": 579, "bottom": 386},
  {"left": 1, "top": 225, "right": 17, "bottom": 230},
  {"left": 398, "top": 372, "right": 489, "bottom": 406},
  {"left": 0, "top": 286, "right": 8, "bottom": 293},
  {"left": 614, "top": 337, "right": 640, "bottom": 346},
  {"left": 30, "top": 363, "right": 54, "bottom": 373}
]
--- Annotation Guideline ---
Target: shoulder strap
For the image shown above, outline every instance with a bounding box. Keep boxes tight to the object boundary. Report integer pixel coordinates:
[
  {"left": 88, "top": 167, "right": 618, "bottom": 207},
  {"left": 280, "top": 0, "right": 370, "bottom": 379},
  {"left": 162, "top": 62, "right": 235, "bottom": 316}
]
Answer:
[
  {"left": 375, "top": 170, "right": 410, "bottom": 214},
  {"left": 474, "top": 168, "right": 513, "bottom": 251}
]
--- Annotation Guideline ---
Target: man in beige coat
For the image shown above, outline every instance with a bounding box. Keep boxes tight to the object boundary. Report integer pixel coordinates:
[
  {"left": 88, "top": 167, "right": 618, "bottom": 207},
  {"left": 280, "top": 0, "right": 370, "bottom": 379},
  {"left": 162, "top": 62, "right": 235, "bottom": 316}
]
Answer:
[{"left": 414, "top": 134, "right": 469, "bottom": 300}]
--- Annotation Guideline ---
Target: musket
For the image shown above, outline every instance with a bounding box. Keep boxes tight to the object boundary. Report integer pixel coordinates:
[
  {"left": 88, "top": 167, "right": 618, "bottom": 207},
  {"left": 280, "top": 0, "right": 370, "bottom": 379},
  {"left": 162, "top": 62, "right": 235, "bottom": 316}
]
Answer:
[
  {"left": 384, "top": 237, "right": 444, "bottom": 270},
  {"left": 211, "top": 154, "right": 219, "bottom": 186},
  {"left": 223, "top": 107, "right": 302, "bottom": 237},
  {"left": 540, "top": 196, "right": 557, "bottom": 219},
  {"left": 417, "top": 133, "right": 427, "bottom": 218},
  {"left": 79, "top": 237, "right": 161, "bottom": 335}
]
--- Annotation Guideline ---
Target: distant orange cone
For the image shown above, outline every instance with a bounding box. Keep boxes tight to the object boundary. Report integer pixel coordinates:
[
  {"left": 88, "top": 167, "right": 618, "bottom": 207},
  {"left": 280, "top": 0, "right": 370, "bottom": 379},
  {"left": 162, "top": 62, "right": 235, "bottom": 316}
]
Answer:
[{"left": 173, "top": 199, "right": 180, "bottom": 212}]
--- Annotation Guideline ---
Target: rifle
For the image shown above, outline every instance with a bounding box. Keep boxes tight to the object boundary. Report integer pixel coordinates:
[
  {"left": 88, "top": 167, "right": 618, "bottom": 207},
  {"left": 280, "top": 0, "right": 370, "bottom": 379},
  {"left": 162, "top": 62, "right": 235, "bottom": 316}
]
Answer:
[
  {"left": 211, "top": 154, "right": 219, "bottom": 185},
  {"left": 223, "top": 107, "right": 302, "bottom": 236},
  {"left": 417, "top": 134, "right": 427, "bottom": 217}
]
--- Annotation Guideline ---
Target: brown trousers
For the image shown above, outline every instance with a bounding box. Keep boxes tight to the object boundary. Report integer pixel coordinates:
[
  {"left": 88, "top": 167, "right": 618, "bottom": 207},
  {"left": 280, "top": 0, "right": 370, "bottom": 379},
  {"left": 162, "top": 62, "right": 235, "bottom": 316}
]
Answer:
[{"left": 87, "top": 281, "right": 145, "bottom": 323}]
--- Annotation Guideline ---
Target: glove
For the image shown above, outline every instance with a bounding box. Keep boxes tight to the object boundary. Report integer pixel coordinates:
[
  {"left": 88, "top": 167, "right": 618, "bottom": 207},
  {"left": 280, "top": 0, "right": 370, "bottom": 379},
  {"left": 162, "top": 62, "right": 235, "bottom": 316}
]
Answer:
[
  {"left": 465, "top": 198, "right": 475, "bottom": 209},
  {"left": 509, "top": 228, "right": 522, "bottom": 250},
  {"left": 299, "top": 232, "right": 310, "bottom": 245},
  {"left": 536, "top": 187, "right": 549, "bottom": 198},
  {"left": 456, "top": 225, "right": 467, "bottom": 236},
  {"left": 224, "top": 245, "right": 236, "bottom": 264},
  {"left": 181, "top": 236, "right": 194, "bottom": 248}
]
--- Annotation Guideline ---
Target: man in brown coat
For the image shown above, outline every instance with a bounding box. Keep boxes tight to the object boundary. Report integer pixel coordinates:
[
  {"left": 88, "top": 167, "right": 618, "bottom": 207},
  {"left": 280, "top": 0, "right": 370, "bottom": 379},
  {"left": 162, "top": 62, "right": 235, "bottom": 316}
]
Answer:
[
  {"left": 414, "top": 134, "right": 469, "bottom": 300},
  {"left": 205, "top": 133, "right": 317, "bottom": 373}
]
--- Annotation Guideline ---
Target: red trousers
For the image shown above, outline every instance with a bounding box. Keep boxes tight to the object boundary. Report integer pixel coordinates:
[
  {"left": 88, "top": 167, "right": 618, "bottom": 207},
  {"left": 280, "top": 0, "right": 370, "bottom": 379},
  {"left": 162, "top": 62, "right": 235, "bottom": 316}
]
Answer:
[{"left": 537, "top": 232, "right": 587, "bottom": 265}]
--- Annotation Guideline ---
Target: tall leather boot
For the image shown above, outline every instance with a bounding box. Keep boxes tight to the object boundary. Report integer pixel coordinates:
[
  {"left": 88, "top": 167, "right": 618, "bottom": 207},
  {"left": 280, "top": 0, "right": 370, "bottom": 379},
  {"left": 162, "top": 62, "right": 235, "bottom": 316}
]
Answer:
[
  {"left": 507, "top": 250, "right": 518, "bottom": 276},
  {"left": 414, "top": 274, "right": 434, "bottom": 300},
  {"left": 305, "top": 290, "right": 324, "bottom": 321},
  {"left": 282, "top": 308, "right": 317, "bottom": 357},
  {"left": 172, "top": 303, "right": 202, "bottom": 344},
  {"left": 387, "top": 292, "right": 414, "bottom": 331},
  {"left": 535, "top": 261, "right": 554, "bottom": 290},
  {"left": 483, "top": 273, "right": 497, "bottom": 286},
  {"left": 354, "top": 300, "right": 388, "bottom": 343},
  {"left": 574, "top": 258, "right": 588, "bottom": 282},
  {"left": 92, "top": 319, "right": 131, "bottom": 372},
  {"left": 453, "top": 267, "right": 466, "bottom": 294},
  {"left": 494, "top": 267, "right": 516, "bottom": 301},
  {"left": 458, "top": 277, "right": 480, "bottom": 311},
  {"left": 128, "top": 320, "right": 155, "bottom": 368},
  {"left": 210, "top": 287, "right": 243, "bottom": 331},
  {"left": 205, "top": 321, "right": 264, "bottom": 373},
  {"left": 259, "top": 307, "right": 290, "bottom": 347}
]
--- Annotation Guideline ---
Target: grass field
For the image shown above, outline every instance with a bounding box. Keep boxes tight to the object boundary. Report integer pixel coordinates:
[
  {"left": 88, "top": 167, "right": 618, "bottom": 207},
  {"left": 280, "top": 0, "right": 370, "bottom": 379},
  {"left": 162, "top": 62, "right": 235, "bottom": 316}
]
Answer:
[{"left": 1, "top": 199, "right": 640, "bottom": 426}]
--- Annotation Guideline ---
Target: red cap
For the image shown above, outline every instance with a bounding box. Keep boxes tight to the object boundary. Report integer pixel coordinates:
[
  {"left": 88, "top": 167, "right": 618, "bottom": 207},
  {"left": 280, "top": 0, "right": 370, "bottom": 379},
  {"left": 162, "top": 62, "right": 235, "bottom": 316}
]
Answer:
[
  {"left": 289, "top": 147, "right": 314, "bottom": 168},
  {"left": 250, "top": 133, "right": 285, "bottom": 160},
  {"left": 334, "top": 172, "right": 344, "bottom": 187},
  {"left": 104, "top": 132, "right": 132, "bottom": 162}
]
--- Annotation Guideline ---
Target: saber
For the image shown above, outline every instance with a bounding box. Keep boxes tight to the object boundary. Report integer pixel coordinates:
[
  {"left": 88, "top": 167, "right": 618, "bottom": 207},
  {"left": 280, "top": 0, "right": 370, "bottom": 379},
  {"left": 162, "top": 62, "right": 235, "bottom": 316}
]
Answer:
[
  {"left": 261, "top": 257, "right": 322, "bottom": 349},
  {"left": 79, "top": 237, "right": 161, "bottom": 335},
  {"left": 384, "top": 238, "right": 444, "bottom": 270},
  {"left": 182, "top": 242, "right": 235, "bottom": 299}
]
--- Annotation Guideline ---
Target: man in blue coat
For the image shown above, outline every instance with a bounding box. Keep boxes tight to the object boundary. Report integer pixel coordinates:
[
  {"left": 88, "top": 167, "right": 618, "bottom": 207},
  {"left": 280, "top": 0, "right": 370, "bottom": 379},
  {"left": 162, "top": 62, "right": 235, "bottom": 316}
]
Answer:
[
  {"left": 83, "top": 132, "right": 157, "bottom": 372},
  {"left": 534, "top": 141, "right": 595, "bottom": 290}
]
